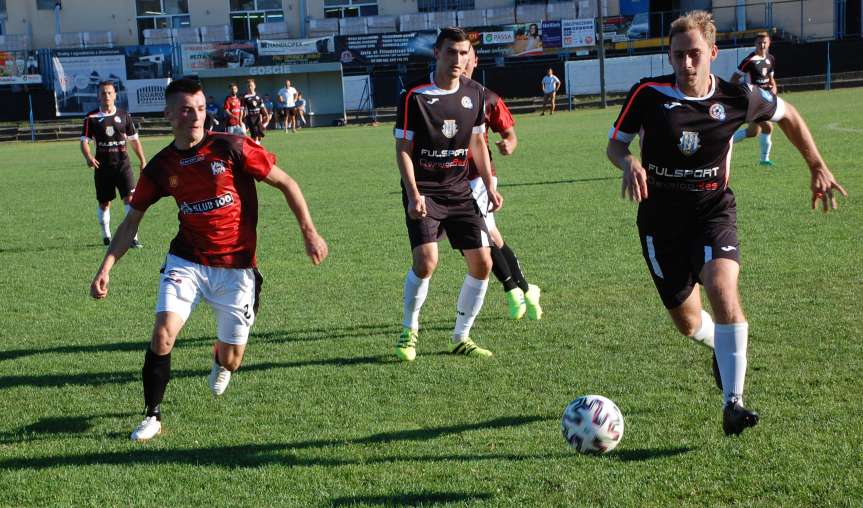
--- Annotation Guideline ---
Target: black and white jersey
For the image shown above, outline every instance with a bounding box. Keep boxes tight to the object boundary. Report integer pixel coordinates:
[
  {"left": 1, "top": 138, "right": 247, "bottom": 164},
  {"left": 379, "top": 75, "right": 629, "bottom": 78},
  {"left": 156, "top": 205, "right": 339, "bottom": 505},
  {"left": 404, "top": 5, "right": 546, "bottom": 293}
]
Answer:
[
  {"left": 81, "top": 108, "right": 138, "bottom": 168},
  {"left": 735, "top": 52, "right": 775, "bottom": 90},
  {"left": 609, "top": 74, "right": 785, "bottom": 225},
  {"left": 395, "top": 74, "right": 486, "bottom": 198},
  {"left": 242, "top": 93, "right": 265, "bottom": 117}
]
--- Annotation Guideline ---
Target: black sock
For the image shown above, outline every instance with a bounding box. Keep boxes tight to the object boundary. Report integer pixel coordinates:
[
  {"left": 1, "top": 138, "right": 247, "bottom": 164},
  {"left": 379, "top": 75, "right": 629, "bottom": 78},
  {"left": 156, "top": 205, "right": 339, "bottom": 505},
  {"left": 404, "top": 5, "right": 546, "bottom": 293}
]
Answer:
[
  {"left": 142, "top": 348, "right": 171, "bottom": 419},
  {"left": 490, "top": 245, "right": 518, "bottom": 292},
  {"left": 501, "top": 243, "right": 529, "bottom": 292}
]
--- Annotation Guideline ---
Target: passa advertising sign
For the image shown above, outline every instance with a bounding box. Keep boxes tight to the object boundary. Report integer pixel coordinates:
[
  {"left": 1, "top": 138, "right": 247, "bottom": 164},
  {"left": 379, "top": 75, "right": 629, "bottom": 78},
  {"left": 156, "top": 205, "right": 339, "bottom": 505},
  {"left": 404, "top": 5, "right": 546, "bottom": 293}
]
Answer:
[{"left": 482, "top": 31, "right": 515, "bottom": 45}]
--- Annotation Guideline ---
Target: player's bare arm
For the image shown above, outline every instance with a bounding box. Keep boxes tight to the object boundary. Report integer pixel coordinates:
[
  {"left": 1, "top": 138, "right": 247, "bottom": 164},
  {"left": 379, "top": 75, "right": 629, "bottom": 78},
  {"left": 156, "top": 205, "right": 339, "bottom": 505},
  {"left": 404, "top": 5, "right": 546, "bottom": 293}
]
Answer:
[
  {"left": 129, "top": 138, "right": 147, "bottom": 170},
  {"left": 80, "top": 139, "right": 100, "bottom": 169},
  {"left": 90, "top": 208, "right": 145, "bottom": 299},
  {"left": 263, "top": 166, "right": 329, "bottom": 265},
  {"left": 495, "top": 127, "right": 517, "bottom": 155},
  {"left": 396, "top": 138, "right": 426, "bottom": 219},
  {"left": 775, "top": 102, "right": 848, "bottom": 211},
  {"left": 769, "top": 74, "right": 778, "bottom": 95},
  {"left": 606, "top": 139, "right": 648, "bottom": 202},
  {"left": 469, "top": 132, "right": 503, "bottom": 212}
]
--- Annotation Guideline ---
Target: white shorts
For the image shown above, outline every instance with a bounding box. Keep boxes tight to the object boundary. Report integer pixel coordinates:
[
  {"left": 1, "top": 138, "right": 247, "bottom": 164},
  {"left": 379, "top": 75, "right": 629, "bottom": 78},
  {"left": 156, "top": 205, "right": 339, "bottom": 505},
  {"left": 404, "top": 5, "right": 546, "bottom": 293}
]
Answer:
[
  {"left": 157, "top": 254, "right": 259, "bottom": 345},
  {"left": 227, "top": 124, "right": 246, "bottom": 136},
  {"left": 469, "top": 176, "right": 497, "bottom": 231}
]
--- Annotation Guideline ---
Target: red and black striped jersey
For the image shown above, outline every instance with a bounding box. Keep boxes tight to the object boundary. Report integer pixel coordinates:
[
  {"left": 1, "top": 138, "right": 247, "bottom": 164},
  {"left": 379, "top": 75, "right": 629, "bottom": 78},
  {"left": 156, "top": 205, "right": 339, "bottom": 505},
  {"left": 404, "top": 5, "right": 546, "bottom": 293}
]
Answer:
[
  {"left": 395, "top": 74, "right": 486, "bottom": 198},
  {"left": 131, "top": 133, "right": 275, "bottom": 268},
  {"left": 609, "top": 74, "right": 784, "bottom": 219}
]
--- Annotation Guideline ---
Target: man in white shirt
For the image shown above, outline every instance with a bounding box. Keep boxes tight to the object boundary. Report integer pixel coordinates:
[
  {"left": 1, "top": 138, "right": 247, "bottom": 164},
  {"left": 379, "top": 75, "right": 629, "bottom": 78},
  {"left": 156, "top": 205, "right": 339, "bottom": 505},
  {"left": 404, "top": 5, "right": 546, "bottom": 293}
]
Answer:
[
  {"left": 540, "top": 68, "right": 561, "bottom": 116},
  {"left": 277, "top": 79, "right": 299, "bottom": 133}
]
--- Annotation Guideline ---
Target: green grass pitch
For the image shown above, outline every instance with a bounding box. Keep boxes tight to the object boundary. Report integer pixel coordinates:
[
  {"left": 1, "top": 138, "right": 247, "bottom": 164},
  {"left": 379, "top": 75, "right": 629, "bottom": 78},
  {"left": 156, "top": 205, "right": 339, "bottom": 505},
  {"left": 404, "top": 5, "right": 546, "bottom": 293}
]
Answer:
[{"left": 0, "top": 87, "right": 861, "bottom": 506}]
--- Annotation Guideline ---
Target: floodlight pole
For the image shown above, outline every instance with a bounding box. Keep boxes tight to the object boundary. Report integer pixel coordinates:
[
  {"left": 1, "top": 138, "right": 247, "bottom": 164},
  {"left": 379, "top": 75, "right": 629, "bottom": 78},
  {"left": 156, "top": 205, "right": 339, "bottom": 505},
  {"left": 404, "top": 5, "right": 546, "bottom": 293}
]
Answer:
[{"left": 597, "top": 0, "right": 607, "bottom": 108}]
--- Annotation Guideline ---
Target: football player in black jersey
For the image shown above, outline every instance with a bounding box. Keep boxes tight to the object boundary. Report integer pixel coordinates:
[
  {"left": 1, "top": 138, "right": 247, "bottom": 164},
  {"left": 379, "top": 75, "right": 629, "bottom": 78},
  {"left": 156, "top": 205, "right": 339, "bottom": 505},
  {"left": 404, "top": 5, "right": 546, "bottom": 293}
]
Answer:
[
  {"left": 731, "top": 32, "right": 778, "bottom": 165},
  {"left": 80, "top": 80, "right": 147, "bottom": 247},
  {"left": 242, "top": 78, "right": 269, "bottom": 143},
  {"left": 606, "top": 11, "right": 846, "bottom": 436},
  {"left": 393, "top": 27, "right": 502, "bottom": 361}
]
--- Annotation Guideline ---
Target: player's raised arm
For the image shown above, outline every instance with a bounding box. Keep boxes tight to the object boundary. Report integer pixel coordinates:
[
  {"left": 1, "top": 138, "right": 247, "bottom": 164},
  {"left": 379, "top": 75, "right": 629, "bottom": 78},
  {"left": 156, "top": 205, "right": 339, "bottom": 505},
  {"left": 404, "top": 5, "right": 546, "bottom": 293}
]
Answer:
[
  {"left": 774, "top": 101, "right": 848, "bottom": 211},
  {"left": 90, "top": 208, "right": 145, "bottom": 299},
  {"left": 262, "top": 166, "right": 328, "bottom": 265},
  {"left": 469, "top": 131, "right": 502, "bottom": 212}
]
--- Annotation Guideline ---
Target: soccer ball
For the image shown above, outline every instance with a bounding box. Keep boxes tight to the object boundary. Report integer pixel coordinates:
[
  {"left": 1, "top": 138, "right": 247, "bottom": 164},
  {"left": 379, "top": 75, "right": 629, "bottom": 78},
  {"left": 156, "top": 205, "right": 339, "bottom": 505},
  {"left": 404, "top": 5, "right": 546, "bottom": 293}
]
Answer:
[{"left": 561, "top": 395, "right": 624, "bottom": 454}]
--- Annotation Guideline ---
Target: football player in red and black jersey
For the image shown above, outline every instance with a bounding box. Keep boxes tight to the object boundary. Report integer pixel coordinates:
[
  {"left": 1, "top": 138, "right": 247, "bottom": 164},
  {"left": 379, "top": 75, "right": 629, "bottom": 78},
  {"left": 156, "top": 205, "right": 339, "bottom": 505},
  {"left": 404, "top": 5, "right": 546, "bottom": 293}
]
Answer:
[
  {"left": 393, "top": 27, "right": 502, "bottom": 361},
  {"left": 606, "top": 11, "right": 846, "bottom": 436},
  {"left": 223, "top": 83, "right": 245, "bottom": 136},
  {"left": 731, "top": 32, "right": 779, "bottom": 165},
  {"left": 463, "top": 44, "right": 542, "bottom": 322},
  {"left": 80, "top": 80, "right": 147, "bottom": 247},
  {"left": 90, "top": 78, "right": 328, "bottom": 442}
]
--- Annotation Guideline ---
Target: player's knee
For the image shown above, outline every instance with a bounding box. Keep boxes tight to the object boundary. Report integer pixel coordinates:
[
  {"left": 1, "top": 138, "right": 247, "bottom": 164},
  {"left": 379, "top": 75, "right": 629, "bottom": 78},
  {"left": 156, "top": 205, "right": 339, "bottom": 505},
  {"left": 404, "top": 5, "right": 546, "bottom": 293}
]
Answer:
[
  {"left": 674, "top": 320, "right": 700, "bottom": 337},
  {"left": 150, "top": 328, "right": 176, "bottom": 354},
  {"left": 221, "top": 356, "right": 242, "bottom": 371}
]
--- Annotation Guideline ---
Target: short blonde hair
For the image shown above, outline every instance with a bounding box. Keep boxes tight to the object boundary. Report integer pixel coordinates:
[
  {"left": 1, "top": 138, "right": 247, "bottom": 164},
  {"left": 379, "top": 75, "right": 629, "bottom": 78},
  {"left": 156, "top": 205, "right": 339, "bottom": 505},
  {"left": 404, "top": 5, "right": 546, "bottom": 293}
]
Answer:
[{"left": 669, "top": 10, "right": 716, "bottom": 47}]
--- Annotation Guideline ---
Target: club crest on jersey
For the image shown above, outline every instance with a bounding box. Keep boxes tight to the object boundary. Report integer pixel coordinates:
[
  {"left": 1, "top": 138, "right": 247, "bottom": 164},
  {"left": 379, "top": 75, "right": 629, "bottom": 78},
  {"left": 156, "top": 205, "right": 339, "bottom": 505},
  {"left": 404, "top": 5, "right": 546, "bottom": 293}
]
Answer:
[
  {"left": 210, "top": 160, "right": 226, "bottom": 175},
  {"left": 461, "top": 96, "right": 473, "bottom": 109},
  {"left": 168, "top": 175, "right": 179, "bottom": 189},
  {"left": 678, "top": 131, "right": 701, "bottom": 156},
  {"left": 105, "top": 125, "right": 115, "bottom": 136},
  {"left": 114, "top": 116, "right": 121, "bottom": 123},
  {"left": 709, "top": 103, "right": 726, "bottom": 121},
  {"left": 442, "top": 119, "right": 458, "bottom": 139}
]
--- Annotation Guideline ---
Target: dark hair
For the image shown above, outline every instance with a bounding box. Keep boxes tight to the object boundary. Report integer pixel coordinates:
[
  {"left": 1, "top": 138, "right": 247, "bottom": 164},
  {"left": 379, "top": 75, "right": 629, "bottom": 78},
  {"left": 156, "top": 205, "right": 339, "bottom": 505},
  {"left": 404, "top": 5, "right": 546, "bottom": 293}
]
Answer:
[
  {"left": 756, "top": 31, "right": 770, "bottom": 40},
  {"left": 435, "top": 27, "right": 469, "bottom": 49},
  {"left": 165, "top": 78, "right": 203, "bottom": 102},
  {"left": 98, "top": 80, "right": 115, "bottom": 90}
]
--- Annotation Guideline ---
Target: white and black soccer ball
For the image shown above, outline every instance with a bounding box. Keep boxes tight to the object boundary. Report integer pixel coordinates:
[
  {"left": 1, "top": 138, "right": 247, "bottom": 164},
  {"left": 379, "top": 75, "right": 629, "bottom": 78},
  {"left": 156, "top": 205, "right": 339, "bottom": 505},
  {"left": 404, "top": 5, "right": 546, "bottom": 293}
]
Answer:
[{"left": 561, "top": 395, "right": 624, "bottom": 454}]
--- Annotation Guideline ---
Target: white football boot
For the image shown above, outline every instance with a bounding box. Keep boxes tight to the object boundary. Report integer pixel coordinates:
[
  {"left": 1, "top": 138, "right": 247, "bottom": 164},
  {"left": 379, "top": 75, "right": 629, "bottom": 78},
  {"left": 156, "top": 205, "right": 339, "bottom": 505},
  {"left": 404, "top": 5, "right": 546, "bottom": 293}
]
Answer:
[
  {"left": 208, "top": 360, "right": 232, "bottom": 396},
  {"left": 130, "top": 416, "right": 161, "bottom": 442}
]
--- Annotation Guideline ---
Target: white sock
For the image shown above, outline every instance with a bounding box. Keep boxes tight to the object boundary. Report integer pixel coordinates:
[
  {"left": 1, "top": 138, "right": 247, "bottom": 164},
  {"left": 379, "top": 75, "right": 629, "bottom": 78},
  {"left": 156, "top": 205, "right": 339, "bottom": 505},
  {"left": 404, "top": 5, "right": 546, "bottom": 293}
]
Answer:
[
  {"left": 732, "top": 129, "right": 748, "bottom": 143},
  {"left": 689, "top": 310, "right": 715, "bottom": 349},
  {"left": 97, "top": 206, "right": 110, "bottom": 238},
  {"left": 759, "top": 133, "right": 772, "bottom": 161},
  {"left": 714, "top": 322, "right": 748, "bottom": 405},
  {"left": 453, "top": 275, "right": 488, "bottom": 342},
  {"left": 124, "top": 203, "right": 139, "bottom": 241},
  {"left": 402, "top": 269, "right": 430, "bottom": 330}
]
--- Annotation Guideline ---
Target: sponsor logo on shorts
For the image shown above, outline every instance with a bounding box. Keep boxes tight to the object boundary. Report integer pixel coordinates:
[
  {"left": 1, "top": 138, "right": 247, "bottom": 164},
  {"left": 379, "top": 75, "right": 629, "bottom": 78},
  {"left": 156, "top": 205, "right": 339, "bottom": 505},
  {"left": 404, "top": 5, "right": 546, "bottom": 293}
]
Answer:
[
  {"left": 179, "top": 192, "right": 235, "bottom": 214},
  {"left": 678, "top": 131, "right": 701, "bottom": 156},
  {"left": 442, "top": 119, "right": 458, "bottom": 139},
  {"left": 180, "top": 154, "right": 205, "bottom": 165}
]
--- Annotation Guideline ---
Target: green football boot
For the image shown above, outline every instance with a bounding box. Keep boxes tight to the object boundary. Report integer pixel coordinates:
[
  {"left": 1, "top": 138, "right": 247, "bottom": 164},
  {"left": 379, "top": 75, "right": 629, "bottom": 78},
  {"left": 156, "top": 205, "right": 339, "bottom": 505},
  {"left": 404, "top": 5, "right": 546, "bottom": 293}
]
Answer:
[
  {"left": 505, "top": 287, "right": 526, "bottom": 320},
  {"left": 525, "top": 284, "right": 543, "bottom": 321},
  {"left": 395, "top": 328, "right": 418, "bottom": 362},
  {"left": 450, "top": 338, "right": 493, "bottom": 358}
]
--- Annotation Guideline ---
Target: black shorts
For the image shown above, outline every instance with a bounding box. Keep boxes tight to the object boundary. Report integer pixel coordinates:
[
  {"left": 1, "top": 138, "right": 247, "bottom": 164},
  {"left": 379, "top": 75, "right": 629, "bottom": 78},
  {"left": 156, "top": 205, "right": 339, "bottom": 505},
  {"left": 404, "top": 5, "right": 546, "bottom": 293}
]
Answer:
[
  {"left": 403, "top": 193, "right": 490, "bottom": 251},
  {"left": 245, "top": 115, "right": 265, "bottom": 138},
  {"left": 94, "top": 162, "right": 135, "bottom": 203},
  {"left": 638, "top": 220, "right": 740, "bottom": 309}
]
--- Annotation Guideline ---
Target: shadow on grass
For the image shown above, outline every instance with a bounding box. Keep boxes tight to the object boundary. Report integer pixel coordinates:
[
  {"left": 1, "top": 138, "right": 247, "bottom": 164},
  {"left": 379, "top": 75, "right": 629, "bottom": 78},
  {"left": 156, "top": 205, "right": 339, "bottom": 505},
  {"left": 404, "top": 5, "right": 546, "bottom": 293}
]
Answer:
[
  {"left": 0, "top": 321, "right": 458, "bottom": 362},
  {"left": 0, "top": 415, "right": 551, "bottom": 470},
  {"left": 0, "top": 354, "right": 393, "bottom": 390},
  {"left": 609, "top": 446, "right": 693, "bottom": 462},
  {"left": 0, "top": 412, "right": 136, "bottom": 444},
  {"left": 0, "top": 243, "right": 107, "bottom": 254},
  {"left": 330, "top": 492, "right": 493, "bottom": 506}
]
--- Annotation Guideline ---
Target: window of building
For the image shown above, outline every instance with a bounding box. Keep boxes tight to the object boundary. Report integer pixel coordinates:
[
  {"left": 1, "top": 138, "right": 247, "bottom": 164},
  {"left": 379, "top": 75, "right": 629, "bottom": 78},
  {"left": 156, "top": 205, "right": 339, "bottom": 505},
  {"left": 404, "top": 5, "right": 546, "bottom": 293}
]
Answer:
[
  {"left": 36, "top": 0, "right": 58, "bottom": 10},
  {"left": 323, "top": 0, "right": 378, "bottom": 18},
  {"left": 230, "top": 0, "right": 284, "bottom": 40},
  {"left": 417, "top": 0, "right": 472, "bottom": 13},
  {"left": 136, "top": 0, "right": 190, "bottom": 43}
]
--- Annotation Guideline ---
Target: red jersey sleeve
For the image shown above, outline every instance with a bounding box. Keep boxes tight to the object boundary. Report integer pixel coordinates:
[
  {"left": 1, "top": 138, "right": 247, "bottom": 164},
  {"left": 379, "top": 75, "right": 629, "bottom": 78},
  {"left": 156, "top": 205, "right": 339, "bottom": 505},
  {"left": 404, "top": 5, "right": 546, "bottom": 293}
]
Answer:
[
  {"left": 488, "top": 99, "right": 515, "bottom": 134},
  {"left": 239, "top": 137, "right": 276, "bottom": 181},
  {"left": 129, "top": 170, "right": 166, "bottom": 212}
]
